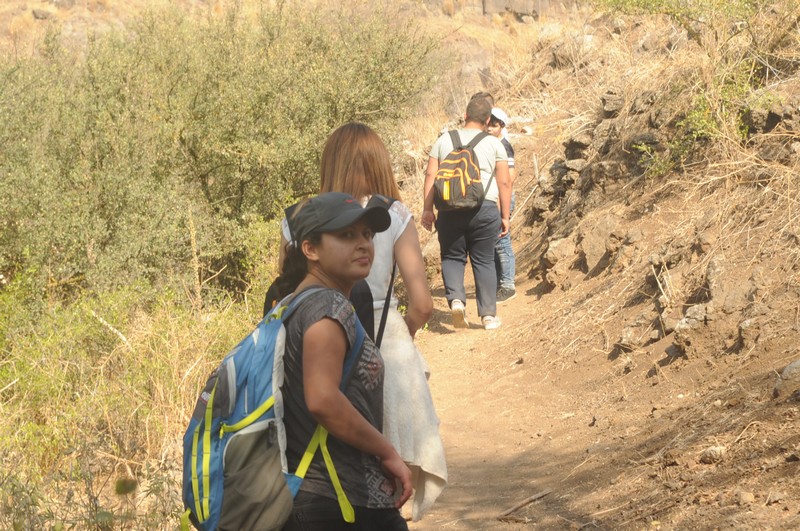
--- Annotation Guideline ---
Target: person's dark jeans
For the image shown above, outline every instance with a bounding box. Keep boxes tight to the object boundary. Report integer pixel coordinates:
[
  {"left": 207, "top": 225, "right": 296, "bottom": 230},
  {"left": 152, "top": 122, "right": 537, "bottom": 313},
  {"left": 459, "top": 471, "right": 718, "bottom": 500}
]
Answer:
[
  {"left": 283, "top": 490, "right": 408, "bottom": 531},
  {"left": 435, "top": 200, "right": 500, "bottom": 318}
]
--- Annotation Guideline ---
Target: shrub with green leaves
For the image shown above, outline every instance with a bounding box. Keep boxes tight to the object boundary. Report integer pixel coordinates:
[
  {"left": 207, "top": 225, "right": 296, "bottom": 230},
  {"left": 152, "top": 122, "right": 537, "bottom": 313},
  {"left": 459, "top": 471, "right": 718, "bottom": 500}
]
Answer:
[
  {"left": 0, "top": 1, "right": 438, "bottom": 299},
  {"left": 0, "top": 1, "right": 442, "bottom": 526}
]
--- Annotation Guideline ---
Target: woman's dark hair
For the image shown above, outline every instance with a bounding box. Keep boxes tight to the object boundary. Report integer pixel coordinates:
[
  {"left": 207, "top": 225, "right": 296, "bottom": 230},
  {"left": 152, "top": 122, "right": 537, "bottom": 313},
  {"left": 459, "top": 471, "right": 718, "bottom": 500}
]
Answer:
[{"left": 273, "top": 233, "right": 322, "bottom": 297}]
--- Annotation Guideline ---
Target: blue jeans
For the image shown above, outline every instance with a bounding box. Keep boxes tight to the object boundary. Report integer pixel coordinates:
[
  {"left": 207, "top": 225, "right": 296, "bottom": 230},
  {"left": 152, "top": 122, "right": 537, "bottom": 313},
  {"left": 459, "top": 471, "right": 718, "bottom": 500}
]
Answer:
[
  {"left": 435, "top": 201, "right": 500, "bottom": 318},
  {"left": 494, "top": 193, "right": 516, "bottom": 290},
  {"left": 283, "top": 490, "right": 408, "bottom": 531}
]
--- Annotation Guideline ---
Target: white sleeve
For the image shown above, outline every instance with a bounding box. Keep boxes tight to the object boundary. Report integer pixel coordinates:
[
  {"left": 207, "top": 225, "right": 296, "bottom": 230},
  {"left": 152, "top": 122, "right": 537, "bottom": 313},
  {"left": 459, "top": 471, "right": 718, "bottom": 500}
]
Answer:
[
  {"left": 389, "top": 201, "right": 413, "bottom": 243},
  {"left": 281, "top": 218, "right": 291, "bottom": 241}
]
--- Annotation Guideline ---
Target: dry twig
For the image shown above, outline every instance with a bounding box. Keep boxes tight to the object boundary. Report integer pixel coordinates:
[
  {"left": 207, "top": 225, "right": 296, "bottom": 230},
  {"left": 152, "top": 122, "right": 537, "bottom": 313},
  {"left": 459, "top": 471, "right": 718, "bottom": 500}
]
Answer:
[{"left": 496, "top": 489, "right": 552, "bottom": 520}]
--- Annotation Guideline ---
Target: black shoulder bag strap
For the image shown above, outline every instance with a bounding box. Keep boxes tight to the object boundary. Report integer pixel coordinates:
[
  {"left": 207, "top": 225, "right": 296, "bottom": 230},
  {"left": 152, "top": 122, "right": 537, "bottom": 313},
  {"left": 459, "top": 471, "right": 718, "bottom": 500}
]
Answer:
[
  {"left": 363, "top": 193, "right": 399, "bottom": 349},
  {"left": 375, "top": 263, "right": 396, "bottom": 348}
]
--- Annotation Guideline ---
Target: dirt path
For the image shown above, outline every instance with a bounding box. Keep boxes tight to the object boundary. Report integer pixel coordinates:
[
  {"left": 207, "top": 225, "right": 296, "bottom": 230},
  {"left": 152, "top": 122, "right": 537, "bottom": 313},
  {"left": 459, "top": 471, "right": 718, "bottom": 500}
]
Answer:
[{"left": 407, "top": 275, "right": 577, "bottom": 530}]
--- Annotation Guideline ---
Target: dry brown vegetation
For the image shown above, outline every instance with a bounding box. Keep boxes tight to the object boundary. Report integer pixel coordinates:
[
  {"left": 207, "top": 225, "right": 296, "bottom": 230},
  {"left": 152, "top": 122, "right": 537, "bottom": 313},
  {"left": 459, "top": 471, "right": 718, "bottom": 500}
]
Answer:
[{"left": 403, "top": 1, "right": 800, "bottom": 529}]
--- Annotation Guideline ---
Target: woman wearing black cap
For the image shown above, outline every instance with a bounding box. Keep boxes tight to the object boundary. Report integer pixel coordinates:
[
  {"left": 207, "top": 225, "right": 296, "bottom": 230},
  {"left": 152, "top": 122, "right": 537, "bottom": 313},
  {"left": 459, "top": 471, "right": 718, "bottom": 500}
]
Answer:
[{"left": 274, "top": 192, "right": 412, "bottom": 531}]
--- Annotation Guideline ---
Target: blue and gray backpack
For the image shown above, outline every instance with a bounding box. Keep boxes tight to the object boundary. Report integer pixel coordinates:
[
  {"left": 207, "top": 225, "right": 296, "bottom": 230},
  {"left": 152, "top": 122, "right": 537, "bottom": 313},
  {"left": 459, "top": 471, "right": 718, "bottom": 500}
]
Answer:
[{"left": 181, "top": 287, "right": 364, "bottom": 530}]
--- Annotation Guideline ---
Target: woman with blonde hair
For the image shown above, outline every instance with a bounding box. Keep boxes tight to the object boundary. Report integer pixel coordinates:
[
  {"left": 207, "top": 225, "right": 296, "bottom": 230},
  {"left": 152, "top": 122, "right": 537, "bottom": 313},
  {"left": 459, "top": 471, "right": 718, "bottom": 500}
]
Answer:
[{"left": 279, "top": 122, "right": 447, "bottom": 521}]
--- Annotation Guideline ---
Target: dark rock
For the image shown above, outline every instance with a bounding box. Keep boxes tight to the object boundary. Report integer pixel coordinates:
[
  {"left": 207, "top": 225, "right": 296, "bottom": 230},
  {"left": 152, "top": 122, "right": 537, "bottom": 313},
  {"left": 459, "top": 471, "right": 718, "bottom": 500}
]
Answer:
[
  {"left": 592, "top": 120, "right": 619, "bottom": 155},
  {"left": 667, "top": 29, "right": 688, "bottom": 51},
  {"left": 628, "top": 132, "right": 661, "bottom": 151},
  {"left": 738, "top": 318, "right": 760, "bottom": 349},
  {"left": 694, "top": 232, "right": 715, "bottom": 255},
  {"left": 631, "top": 91, "right": 657, "bottom": 115},
  {"left": 582, "top": 160, "right": 626, "bottom": 189},
  {"left": 32, "top": 9, "right": 53, "bottom": 19},
  {"left": 564, "top": 134, "right": 592, "bottom": 159},
  {"left": 773, "top": 359, "right": 800, "bottom": 399},
  {"left": 602, "top": 89, "right": 624, "bottom": 118},
  {"left": 639, "top": 33, "right": 663, "bottom": 52},
  {"left": 550, "top": 35, "right": 595, "bottom": 70},
  {"left": 741, "top": 107, "right": 782, "bottom": 135},
  {"left": 564, "top": 158, "right": 588, "bottom": 172},
  {"left": 758, "top": 143, "right": 791, "bottom": 164},
  {"left": 562, "top": 171, "right": 579, "bottom": 187}
]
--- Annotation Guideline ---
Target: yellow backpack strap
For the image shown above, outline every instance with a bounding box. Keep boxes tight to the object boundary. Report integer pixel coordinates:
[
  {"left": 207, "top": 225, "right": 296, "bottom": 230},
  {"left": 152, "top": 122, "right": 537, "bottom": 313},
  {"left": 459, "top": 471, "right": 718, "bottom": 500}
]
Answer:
[
  {"left": 180, "top": 509, "right": 192, "bottom": 531},
  {"left": 190, "top": 423, "right": 203, "bottom": 522},
  {"left": 318, "top": 427, "right": 356, "bottom": 523},
  {"left": 201, "top": 385, "right": 216, "bottom": 522},
  {"left": 220, "top": 395, "right": 275, "bottom": 437},
  {"left": 294, "top": 425, "right": 322, "bottom": 479},
  {"left": 292, "top": 425, "right": 355, "bottom": 523},
  {"left": 188, "top": 383, "right": 216, "bottom": 525}
]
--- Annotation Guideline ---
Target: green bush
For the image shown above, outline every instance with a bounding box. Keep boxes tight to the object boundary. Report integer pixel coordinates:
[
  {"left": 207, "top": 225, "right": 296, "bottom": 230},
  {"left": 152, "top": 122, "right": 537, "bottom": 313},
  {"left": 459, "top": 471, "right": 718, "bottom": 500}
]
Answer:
[
  {"left": 0, "top": 1, "right": 439, "bottom": 300},
  {"left": 0, "top": 2, "right": 443, "bottom": 526}
]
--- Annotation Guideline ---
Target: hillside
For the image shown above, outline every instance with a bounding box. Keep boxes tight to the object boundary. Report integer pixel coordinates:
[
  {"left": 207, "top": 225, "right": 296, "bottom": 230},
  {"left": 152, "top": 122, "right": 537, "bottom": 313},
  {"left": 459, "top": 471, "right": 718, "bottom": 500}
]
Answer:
[
  {"left": 2, "top": 0, "right": 799, "bottom": 529},
  {"left": 405, "top": 2, "right": 800, "bottom": 529}
]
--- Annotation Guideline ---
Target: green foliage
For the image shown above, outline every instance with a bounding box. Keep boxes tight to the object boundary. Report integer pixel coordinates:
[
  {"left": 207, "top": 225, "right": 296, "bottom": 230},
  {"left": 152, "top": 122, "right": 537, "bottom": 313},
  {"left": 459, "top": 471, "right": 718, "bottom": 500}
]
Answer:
[
  {"left": 0, "top": 1, "right": 440, "bottom": 526},
  {"left": 0, "top": 1, "right": 439, "bottom": 300}
]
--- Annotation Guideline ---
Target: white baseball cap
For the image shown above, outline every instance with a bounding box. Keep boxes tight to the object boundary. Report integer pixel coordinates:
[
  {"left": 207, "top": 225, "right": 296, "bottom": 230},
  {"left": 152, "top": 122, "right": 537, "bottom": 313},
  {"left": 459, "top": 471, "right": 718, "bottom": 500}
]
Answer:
[{"left": 491, "top": 107, "right": 509, "bottom": 126}]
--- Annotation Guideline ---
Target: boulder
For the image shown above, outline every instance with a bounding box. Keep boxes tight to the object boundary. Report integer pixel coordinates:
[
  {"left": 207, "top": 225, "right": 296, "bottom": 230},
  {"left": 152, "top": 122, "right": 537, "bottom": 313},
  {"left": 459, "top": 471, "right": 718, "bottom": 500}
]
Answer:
[
  {"left": 631, "top": 91, "right": 657, "bottom": 115},
  {"left": 543, "top": 237, "right": 575, "bottom": 267},
  {"left": 592, "top": 119, "right": 619, "bottom": 155},
  {"left": 577, "top": 214, "right": 620, "bottom": 275},
  {"left": 601, "top": 89, "right": 624, "bottom": 118},
  {"left": 32, "top": 9, "right": 54, "bottom": 19},
  {"left": 773, "top": 358, "right": 800, "bottom": 400},
  {"left": 564, "top": 134, "right": 592, "bottom": 160}
]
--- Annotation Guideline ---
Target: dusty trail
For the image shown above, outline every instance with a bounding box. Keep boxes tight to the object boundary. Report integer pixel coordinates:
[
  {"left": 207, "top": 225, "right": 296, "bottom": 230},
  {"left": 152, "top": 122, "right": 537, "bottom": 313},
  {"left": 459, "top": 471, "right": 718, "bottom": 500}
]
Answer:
[{"left": 408, "top": 278, "right": 573, "bottom": 530}]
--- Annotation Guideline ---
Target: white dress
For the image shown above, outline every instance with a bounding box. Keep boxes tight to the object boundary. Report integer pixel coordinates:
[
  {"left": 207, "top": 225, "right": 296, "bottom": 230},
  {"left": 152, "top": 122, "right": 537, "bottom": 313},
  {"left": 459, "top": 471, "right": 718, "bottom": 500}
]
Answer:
[
  {"left": 281, "top": 200, "right": 448, "bottom": 520},
  {"left": 366, "top": 199, "right": 448, "bottom": 521}
]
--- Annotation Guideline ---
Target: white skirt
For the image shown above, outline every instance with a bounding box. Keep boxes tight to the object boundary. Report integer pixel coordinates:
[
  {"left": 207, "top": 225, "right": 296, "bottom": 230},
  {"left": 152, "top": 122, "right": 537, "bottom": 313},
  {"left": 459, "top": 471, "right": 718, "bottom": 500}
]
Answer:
[{"left": 374, "top": 307, "right": 448, "bottom": 521}]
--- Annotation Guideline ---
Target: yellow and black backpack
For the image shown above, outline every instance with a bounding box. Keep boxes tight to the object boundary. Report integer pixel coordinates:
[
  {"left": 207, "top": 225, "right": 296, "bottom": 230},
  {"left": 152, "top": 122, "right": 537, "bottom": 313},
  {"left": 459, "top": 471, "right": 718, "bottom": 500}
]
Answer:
[{"left": 433, "top": 130, "right": 491, "bottom": 211}]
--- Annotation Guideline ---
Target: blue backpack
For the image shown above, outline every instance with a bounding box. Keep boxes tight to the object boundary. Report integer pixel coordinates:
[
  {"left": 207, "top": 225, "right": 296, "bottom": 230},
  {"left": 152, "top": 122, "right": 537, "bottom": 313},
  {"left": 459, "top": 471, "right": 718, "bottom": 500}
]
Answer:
[{"left": 181, "top": 288, "right": 365, "bottom": 530}]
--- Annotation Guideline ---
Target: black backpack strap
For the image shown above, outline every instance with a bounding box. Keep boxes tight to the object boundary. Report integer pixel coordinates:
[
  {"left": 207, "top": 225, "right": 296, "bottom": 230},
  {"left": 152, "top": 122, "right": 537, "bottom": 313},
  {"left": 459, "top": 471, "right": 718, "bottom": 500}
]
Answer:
[
  {"left": 448, "top": 130, "right": 463, "bottom": 150},
  {"left": 374, "top": 262, "right": 396, "bottom": 348},
  {"left": 466, "top": 131, "right": 489, "bottom": 149}
]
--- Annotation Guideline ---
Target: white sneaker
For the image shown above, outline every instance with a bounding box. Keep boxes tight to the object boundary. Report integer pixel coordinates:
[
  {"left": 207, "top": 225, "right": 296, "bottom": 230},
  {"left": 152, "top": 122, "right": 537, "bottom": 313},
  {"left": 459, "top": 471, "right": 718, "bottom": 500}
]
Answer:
[
  {"left": 482, "top": 315, "right": 501, "bottom": 330},
  {"left": 451, "top": 299, "right": 468, "bottom": 329}
]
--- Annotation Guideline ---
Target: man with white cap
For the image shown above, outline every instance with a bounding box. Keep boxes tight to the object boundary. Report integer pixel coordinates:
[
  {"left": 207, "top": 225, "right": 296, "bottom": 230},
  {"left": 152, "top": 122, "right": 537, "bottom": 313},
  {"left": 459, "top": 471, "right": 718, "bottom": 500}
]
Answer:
[{"left": 488, "top": 107, "right": 517, "bottom": 303}]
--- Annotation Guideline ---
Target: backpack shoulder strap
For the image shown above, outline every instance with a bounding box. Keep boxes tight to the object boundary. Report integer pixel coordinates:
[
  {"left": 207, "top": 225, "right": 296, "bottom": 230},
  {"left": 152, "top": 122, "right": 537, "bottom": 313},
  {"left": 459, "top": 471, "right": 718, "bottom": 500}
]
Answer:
[
  {"left": 448, "top": 130, "right": 463, "bottom": 150},
  {"left": 273, "top": 286, "right": 324, "bottom": 320},
  {"left": 466, "top": 131, "right": 489, "bottom": 149}
]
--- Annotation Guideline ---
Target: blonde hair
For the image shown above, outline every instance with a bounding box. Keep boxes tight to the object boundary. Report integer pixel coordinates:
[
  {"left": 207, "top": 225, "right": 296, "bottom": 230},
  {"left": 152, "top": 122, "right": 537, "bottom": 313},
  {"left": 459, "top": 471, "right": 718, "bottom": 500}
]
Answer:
[{"left": 319, "top": 122, "right": 401, "bottom": 201}]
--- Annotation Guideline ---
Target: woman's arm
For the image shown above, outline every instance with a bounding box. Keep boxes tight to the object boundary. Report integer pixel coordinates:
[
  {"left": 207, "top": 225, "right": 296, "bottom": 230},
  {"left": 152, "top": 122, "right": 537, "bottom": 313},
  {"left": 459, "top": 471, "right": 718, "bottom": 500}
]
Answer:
[
  {"left": 302, "top": 317, "right": 412, "bottom": 507},
  {"left": 394, "top": 222, "right": 433, "bottom": 337}
]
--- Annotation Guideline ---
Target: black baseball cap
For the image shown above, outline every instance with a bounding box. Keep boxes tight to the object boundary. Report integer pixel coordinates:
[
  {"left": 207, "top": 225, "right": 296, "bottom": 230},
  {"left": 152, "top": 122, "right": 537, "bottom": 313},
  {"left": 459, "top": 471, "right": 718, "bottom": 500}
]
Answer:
[{"left": 285, "top": 192, "right": 391, "bottom": 244}]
